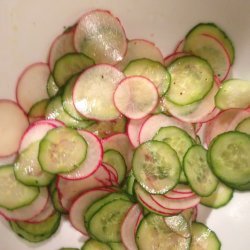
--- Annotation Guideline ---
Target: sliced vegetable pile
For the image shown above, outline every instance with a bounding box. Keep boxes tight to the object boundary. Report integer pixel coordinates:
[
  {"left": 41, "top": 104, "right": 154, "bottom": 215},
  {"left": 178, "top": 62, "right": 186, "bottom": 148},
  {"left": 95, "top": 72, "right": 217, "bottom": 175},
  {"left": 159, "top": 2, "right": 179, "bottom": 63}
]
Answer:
[{"left": 0, "top": 9, "right": 249, "bottom": 250}]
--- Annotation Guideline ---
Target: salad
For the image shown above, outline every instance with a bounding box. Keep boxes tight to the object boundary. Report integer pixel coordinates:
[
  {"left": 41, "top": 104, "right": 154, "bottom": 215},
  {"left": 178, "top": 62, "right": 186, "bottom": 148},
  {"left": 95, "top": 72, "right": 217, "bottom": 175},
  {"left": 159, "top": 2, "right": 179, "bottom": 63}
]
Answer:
[{"left": 0, "top": 6, "right": 250, "bottom": 250}]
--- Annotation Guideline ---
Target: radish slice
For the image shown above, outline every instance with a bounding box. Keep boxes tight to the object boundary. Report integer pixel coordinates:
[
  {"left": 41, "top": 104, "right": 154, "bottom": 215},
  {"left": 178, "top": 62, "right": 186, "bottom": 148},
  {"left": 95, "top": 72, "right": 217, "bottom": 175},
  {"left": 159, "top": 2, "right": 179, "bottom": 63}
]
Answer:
[
  {"left": 74, "top": 9, "right": 127, "bottom": 64},
  {"left": 139, "top": 114, "right": 195, "bottom": 143},
  {"left": 27, "top": 197, "right": 54, "bottom": 223},
  {"left": 0, "top": 100, "right": 29, "bottom": 157},
  {"left": 116, "top": 39, "right": 164, "bottom": 71},
  {"left": 48, "top": 30, "right": 76, "bottom": 70},
  {"left": 102, "top": 163, "right": 118, "bottom": 185},
  {"left": 134, "top": 212, "right": 143, "bottom": 234},
  {"left": 227, "top": 108, "right": 250, "bottom": 130},
  {"left": 172, "top": 184, "right": 193, "bottom": 194},
  {"left": 60, "top": 130, "right": 103, "bottom": 180},
  {"left": 174, "top": 39, "right": 185, "bottom": 52},
  {"left": 102, "top": 133, "right": 133, "bottom": 170},
  {"left": 164, "top": 191, "right": 196, "bottom": 200},
  {"left": 165, "top": 81, "right": 219, "bottom": 123},
  {"left": 151, "top": 194, "right": 200, "bottom": 210},
  {"left": 73, "top": 64, "right": 124, "bottom": 121},
  {"left": 16, "top": 63, "right": 50, "bottom": 112},
  {"left": 19, "top": 121, "right": 56, "bottom": 152},
  {"left": 127, "top": 116, "right": 150, "bottom": 148},
  {"left": 57, "top": 165, "right": 111, "bottom": 211},
  {"left": 204, "top": 109, "right": 249, "bottom": 145},
  {"left": 164, "top": 52, "right": 189, "bottom": 66},
  {"left": 121, "top": 204, "right": 142, "bottom": 250},
  {"left": 135, "top": 184, "right": 181, "bottom": 216},
  {"left": 45, "top": 119, "right": 65, "bottom": 127},
  {"left": 114, "top": 76, "right": 158, "bottom": 119},
  {"left": 69, "top": 187, "right": 114, "bottom": 235},
  {"left": 0, "top": 188, "right": 48, "bottom": 221}
]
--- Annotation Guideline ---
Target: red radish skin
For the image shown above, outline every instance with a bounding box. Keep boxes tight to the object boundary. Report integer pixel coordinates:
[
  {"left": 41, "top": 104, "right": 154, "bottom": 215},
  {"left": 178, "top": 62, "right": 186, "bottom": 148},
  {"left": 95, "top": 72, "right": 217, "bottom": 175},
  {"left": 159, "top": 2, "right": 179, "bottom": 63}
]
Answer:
[
  {"left": 74, "top": 9, "right": 127, "bottom": 65},
  {"left": 69, "top": 187, "right": 114, "bottom": 235},
  {"left": 48, "top": 30, "right": 76, "bottom": 70},
  {"left": 113, "top": 76, "right": 159, "bottom": 120},
  {"left": 18, "top": 121, "right": 56, "bottom": 152},
  {"left": 116, "top": 39, "right": 164, "bottom": 71},
  {"left": 134, "top": 212, "right": 143, "bottom": 234},
  {"left": 45, "top": 119, "right": 65, "bottom": 127},
  {"left": 174, "top": 39, "right": 185, "bottom": 52},
  {"left": 0, "top": 188, "right": 49, "bottom": 221},
  {"left": 194, "top": 123, "right": 202, "bottom": 134},
  {"left": 57, "top": 165, "right": 111, "bottom": 211},
  {"left": 60, "top": 130, "right": 103, "bottom": 180},
  {"left": 151, "top": 194, "right": 200, "bottom": 210},
  {"left": 102, "top": 163, "right": 118, "bottom": 185},
  {"left": 172, "top": 184, "right": 193, "bottom": 194},
  {"left": 164, "top": 51, "right": 190, "bottom": 66},
  {"left": 127, "top": 116, "right": 150, "bottom": 148},
  {"left": 27, "top": 197, "right": 55, "bottom": 224},
  {"left": 16, "top": 63, "right": 50, "bottom": 113},
  {"left": 102, "top": 133, "right": 133, "bottom": 170},
  {"left": 0, "top": 100, "right": 29, "bottom": 157},
  {"left": 164, "top": 191, "right": 196, "bottom": 200},
  {"left": 121, "top": 204, "right": 142, "bottom": 250}
]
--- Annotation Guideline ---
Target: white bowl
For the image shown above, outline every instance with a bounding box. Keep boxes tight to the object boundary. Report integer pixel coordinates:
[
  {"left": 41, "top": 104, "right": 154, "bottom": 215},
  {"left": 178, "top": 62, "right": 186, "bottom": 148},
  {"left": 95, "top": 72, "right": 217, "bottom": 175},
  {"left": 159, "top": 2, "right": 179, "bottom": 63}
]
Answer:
[{"left": 0, "top": 0, "right": 250, "bottom": 249}]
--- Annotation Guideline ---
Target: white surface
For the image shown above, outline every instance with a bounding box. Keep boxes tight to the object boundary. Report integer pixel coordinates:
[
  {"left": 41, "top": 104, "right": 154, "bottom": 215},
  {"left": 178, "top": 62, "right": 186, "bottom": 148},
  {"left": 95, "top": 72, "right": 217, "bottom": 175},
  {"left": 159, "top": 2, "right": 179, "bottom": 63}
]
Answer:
[{"left": 0, "top": 0, "right": 250, "bottom": 249}]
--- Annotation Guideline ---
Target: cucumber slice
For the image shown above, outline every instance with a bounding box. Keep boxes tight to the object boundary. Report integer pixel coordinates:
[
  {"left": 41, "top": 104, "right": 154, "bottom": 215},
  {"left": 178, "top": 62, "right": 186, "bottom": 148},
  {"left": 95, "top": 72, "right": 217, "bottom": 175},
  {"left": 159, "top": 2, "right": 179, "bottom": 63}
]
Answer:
[
  {"left": 190, "top": 222, "right": 221, "bottom": 250},
  {"left": 236, "top": 117, "right": 250, "bottom": 135},
  {"left": 153, "top": 126, "right": 195, "bottom": 162},
  {"left": 136, "top": 213, "right": 191, "bottom": 250},
  {"left": 86, "top": 116, "right": 126, "bottom": 139},
  {"left": 28, "top": 99, "right": 49, "bottom": 120},
  {"left": 10, "top": 221, "right": 54, "bottom": 243},
  {"left": 109, "top": 243, "right": 126, "bottom": 250},
  {"left": 38, "top": 127, "right": 87, "bottom": 174},
  {"left": 89, "top": 199, "right": 133, "bottom": 243},
  {"left": 215, "top": 79, "right": 250, "bottom": 110},
  {"left": 82, "top": 239, "right": 111, "bottom": 250},
  {"left": 16, "top": 212, "right": 61, "bottom": 236},
  {"left": 103, "top": 150, "right": 127, "bottom": 184},
  {"left": 183, "top": 145, "right": 218, "bottom": 197},
  {"left": 201, "top": 182, "right": 233, "bottom": 208},
  {"left": 84, "top": 192, "right": 130, "bottom": 230},
  {"left": 133, "top": 140, "right": 181, "bottom": 194},
  {"left": 185, "top": 22, "right": 234, "bottom": 64},
  {"left": 62, "top": 74, "right": 86, "bottom": 121},
  {"left": 73, "top": 64, "right": 124, "bottom": 121},
  {"left": 74, "top": 10, "right": 127, "bottom": 64},
  {"left": 183, "top": 33, "right": 230, "bottom": 80},
  {"left": 47, "top": 74, "right": 59, "bottom": 98},
  {"left": 46, "top": 96, "right": 94, "bottom": 129},
  {"left": 164, "top": 214, "right": 191, "bottom": 238},
  {"left": 125, "top": 171, "right": 136, "bottom": 196},
  {"left": 0, "top": 165, "right": 39, "bottom": 210},
  {"left": 114, "top": 76, "right": 158, "bottom": 119},
  {"left": 208, "top": 131, "right": 250, "bottom": 187},
  {"left": 52, "top": 190, "right": 67, "bottom": 214},
  {"left": 14, "top": 141, "right": 54, "bottom": 186},
  {"left": 124, "top": 58, "right": 170, "bottom": 96},
  {"left": 53, "top": 52, "right": 94, "bottom": 87},
  {"left": 166, "top": 56, "right": 214, "bottom": 105}
]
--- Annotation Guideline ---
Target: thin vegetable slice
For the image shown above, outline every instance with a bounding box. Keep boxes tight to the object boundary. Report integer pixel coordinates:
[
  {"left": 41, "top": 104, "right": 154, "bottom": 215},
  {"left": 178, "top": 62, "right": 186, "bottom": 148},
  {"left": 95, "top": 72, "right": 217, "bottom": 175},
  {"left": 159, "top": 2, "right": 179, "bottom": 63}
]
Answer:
[
  {"left": 215, "top": 79, "right": 250, "bottom": 110},
  {"left": 73, "top": 64, "right": 124, "bottom": 121},
  {"left": 74, "top": 9, "right": 127, "bottom": 64},
  {"left": 114, "top": 76, "right": 158, "bottom": 119},
  {"left": 16, "top": 63, "right": 50, "bottom": 112},
  {"left": 0, "top": 100, "right": 29, "bottom": 157},
  {"left": 133, "top": 140, "right": 181, "bottom": 194},
  {"left": 39, "top": 127, "right": 87, "bottom": 174}
]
